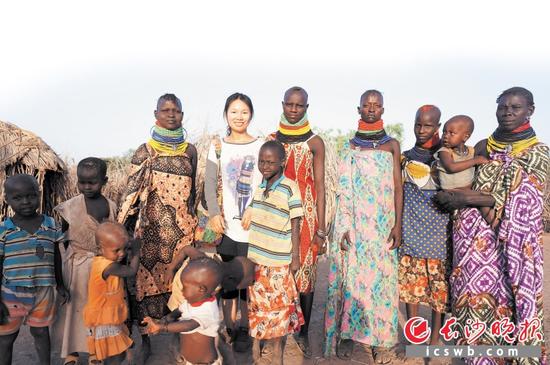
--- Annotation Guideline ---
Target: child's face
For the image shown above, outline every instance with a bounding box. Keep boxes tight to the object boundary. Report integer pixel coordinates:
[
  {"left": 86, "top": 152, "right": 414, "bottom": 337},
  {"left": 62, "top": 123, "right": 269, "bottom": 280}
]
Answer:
[
  {"left": 5, "top": 182, "right": 40, "bottom": 218},
  {"left": 358, "top": 93, "right": 384, "bottom": 122},
  {"left": 282, "top": 91, "right": 308, "bottom": 124},
  {"left": 101, "top": 238, "right": 129, "bottom": 263},
  {"left": 414, "top": 112, "right": 440, "bottom": 145},
  {"left": 442, "top": 121, "right": 469, "bottom": 148},
  {"left": 77, "top": 168, "right": 107, "bottom": 198},
  {"left": 154, "top": 100, "right": 183, "bottom": 130},
  {"left": 496, "top": 94, "right": 533, "bottom": 132},
  {"left": 258, "top": 148, "right": 283, "bottom": 181},
  {"left": 226, "top": 99, "right": 252, "bottom": 134},
  {"left": 180, "top": 271, "right": 208, "bottom": 304}
]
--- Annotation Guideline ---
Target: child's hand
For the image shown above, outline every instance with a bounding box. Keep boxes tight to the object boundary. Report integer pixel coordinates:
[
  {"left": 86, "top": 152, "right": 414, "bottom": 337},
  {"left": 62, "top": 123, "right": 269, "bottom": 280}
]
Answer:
[
  {"left": 290, "top": 254, "right": 300, "bottom": 275},
  {"left": 340, "top": 231, "right": 351, "bottom": 251},
  {"left": 56, "top": 285, "right": 70, "bottom": 305},
  {"left": 241, "top": 209, "right": 252, "bottom": 230},
  {"left": 474, "top": 156, "right": 490, "bottom": 165},
  {"left": 0, "top": 300, "right": 9, "bottom": 325},
  {"left": 209, "top": 215, "right": 226, "bottom": 234},
  {"left": 387, "top": 225, "right": 401, "bottom": 250},
  {"left": 142, "top": 316, "right": 161, "bottom": 335}
]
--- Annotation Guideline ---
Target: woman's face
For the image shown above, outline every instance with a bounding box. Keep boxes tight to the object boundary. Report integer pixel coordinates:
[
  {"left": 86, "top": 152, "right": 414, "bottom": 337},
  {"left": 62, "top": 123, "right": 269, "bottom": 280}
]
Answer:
[
  {"left": 496, "top": 94, "right": 534, "bottom": 132},
  {"left": 226, "top": 99, "right": 252, "bottom": 134},
  {"left": 155, "top": 100, "right": 183, "bottom": 130}
]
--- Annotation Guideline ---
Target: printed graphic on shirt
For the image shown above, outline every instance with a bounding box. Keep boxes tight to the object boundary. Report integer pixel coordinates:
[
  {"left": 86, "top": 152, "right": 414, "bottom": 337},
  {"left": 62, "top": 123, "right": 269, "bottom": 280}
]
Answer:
[{"left": 225, "top": 155, "right": 256, "bottom": 219}]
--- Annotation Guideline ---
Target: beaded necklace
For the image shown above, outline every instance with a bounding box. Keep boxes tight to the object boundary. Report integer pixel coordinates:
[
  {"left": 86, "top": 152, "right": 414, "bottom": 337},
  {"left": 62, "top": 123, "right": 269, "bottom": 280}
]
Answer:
[
  {"left": 276, "top": 113, "right": 313, "bottom": 143},
  {"left": 487, "top": 121, "right": 538, "bottom": 156},
  {"left": 148, "top": 123, "right": 188, "bottom": 155},
  {"left": 349, "top": 119, "right": 391, "bottom": 148}
]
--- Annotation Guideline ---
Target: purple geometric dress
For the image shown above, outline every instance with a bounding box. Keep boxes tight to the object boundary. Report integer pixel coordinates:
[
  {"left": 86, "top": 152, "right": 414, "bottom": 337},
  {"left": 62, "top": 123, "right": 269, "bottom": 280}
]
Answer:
[{"left": 451, "top": 143, "right": 549, "bottom": 365}]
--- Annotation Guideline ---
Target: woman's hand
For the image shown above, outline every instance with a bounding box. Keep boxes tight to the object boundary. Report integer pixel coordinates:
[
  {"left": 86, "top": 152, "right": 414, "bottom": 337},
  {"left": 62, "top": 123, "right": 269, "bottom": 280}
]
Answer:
[
  {"left": 313, "top": 234, "right": 326, "bottom": 255},
  {"left": 340, "top": 231, "right": 350, "bottom": 251},
  {"left": 387, "top": 225, "right": 401, "bottom": 250},
  {"left": 209, "top": 215, "right": 226, "bottom": 234},
  {"left": 241, "top": 209, "right": 252, "bottom": 231},
  {"left": 290, "top": 254, "right": 300, "bottom": 275}
]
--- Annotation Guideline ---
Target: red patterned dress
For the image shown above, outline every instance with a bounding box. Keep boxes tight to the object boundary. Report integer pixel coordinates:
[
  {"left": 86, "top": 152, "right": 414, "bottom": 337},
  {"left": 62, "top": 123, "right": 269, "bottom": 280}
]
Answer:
[{"left": 282, "top": 137, "right": 318, "bottom": 293}]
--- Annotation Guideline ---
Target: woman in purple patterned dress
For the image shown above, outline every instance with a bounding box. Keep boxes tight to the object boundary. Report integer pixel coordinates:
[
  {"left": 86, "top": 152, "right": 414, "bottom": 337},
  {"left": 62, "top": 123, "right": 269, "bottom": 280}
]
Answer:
[{"left": 435, "top": 87, "right": 548, "bottom": 365}]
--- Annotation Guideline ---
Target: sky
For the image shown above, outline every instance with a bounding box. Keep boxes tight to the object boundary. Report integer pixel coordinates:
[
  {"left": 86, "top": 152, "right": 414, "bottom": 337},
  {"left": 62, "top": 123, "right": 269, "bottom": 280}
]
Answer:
[{"left": 1, "top": 0, "right": 549, "bottom": 162}]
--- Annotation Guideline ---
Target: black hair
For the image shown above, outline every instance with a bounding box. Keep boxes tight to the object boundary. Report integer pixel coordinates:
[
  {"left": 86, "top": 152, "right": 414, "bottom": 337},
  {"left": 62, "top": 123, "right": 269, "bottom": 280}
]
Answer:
[
  {"left": 4, "top": 174, "right": 39, "bottom": 193},
  {"left": 360, "top": 89, "right": 384, "bottom": 105},
  {"left": 496, "top": 87, "right": 534, "bottom": 106},
  {"left": 157, "top": 93, "right": 183, "bottom": 111},
  {"left": 77, "top": 157, "right": 107, "bottom": 179},
  {"left": 284, "top": 86, "right": 308, "bottom": 102},
  {"left": 224, "top": 93, "right": 254, "bottom": 136},
  {"left": 447, "top": 115, "right": 475, "bottom": 135},
  {"left": 184, "top": 257, "right": 223, "bottom": 287},
  {"left": 260, "top": 140, "right": 286, "bottom": 161}
]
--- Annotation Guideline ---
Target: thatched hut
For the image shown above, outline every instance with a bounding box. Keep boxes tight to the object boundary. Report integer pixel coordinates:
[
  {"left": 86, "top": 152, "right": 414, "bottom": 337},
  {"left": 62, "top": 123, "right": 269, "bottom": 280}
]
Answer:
[{"left": 0, "top": 120, "right": 68, "bottom": 220}]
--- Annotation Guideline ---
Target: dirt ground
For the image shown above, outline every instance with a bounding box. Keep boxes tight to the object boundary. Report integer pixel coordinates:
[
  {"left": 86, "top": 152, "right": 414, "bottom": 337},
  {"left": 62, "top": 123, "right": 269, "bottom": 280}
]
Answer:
[{"left": 11, "top": 235, "right": 550, "bottom": 365}]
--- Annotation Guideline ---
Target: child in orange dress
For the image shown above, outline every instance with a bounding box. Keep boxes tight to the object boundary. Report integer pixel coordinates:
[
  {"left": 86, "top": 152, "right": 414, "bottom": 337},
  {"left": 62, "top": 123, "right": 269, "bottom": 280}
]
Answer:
[{"left": 83, "top": 222, "right": 140, "bottom": 364}]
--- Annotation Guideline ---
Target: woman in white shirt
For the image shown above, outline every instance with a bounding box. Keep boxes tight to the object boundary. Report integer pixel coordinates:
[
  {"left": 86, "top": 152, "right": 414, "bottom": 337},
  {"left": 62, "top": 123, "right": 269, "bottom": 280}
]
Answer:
[{"left": 204, "top": 92, "right": 263, "bottom": 352}]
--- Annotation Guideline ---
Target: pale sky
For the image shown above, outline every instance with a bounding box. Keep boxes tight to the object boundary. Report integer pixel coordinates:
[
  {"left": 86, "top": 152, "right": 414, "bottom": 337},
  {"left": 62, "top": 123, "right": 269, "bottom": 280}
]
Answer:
[{"left": 1, "top": 0, "right": 549, "bottom": 162}]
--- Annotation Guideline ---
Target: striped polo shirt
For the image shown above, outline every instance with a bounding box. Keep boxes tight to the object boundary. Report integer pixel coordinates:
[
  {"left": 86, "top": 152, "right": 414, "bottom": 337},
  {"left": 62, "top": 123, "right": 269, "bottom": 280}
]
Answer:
[
  {"left": 248, "top": 175, "right": 303, "bottom": 267},
  {"left": 0, "top": 215, "right": 62, "bottom": 287}
]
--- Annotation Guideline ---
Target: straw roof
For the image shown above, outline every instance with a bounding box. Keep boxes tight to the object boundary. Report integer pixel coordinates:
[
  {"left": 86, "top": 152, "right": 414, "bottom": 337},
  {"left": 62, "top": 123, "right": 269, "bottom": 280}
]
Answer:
[{"left": 0, "top": 120, "right": 67, "bottom": 219}]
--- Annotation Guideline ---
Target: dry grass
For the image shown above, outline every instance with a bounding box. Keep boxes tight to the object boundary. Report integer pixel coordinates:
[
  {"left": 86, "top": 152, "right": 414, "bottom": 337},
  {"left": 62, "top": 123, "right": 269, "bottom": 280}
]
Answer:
[{"left": 0, "top": 120, "right": 68, "bottom": 220}]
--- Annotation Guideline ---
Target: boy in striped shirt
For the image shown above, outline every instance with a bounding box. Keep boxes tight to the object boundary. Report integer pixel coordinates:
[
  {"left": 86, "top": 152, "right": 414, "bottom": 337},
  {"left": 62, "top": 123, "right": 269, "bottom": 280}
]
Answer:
[
  {"left": 0, "top": 174, "right": 67, "bottom": 365},
  {"left": 242, "top": 140, "right": 304, "bottom": 365}
]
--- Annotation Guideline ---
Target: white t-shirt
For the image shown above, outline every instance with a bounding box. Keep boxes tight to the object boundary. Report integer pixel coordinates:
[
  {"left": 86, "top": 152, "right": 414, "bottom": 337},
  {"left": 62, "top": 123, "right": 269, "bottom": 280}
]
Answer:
[
  {"left": 178, "top": 296, "right": 220, "bottom": 337},
  {"left": 207, "top": 138, "right": 264, "bottom": 242}
]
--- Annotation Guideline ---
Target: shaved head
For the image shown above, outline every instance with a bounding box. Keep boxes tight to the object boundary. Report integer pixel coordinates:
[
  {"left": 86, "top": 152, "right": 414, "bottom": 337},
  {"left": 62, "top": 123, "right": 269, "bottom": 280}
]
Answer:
[
  {"left": 95, "top": 221, "right": 129, "bottom": 249},
  {"left": 4, "top": 174, "right": 39, "bottom": 194},
  {"left": 447, "top": 115, "right": 475, "bottom": 135},
  {"left": 415, "top": 105, "right": 441, "bottom": 124},
  {"left": 360, "top": 89, "right": 383, "bottom": 106},
  {"left": 283, "top": 86, "right": 308, "bottom": 103},
  {"left": 181, "top": 257, "right": 223, "bottom": 293}
]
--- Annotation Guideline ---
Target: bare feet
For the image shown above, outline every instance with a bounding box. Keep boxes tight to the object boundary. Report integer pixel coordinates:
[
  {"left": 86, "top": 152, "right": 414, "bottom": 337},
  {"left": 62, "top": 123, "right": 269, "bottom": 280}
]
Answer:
[
  {"left": 337, "top": 339, "right": 354, "bottom": 360},
  {"left": 373, "top": 346, "right": 393, "bottom": 364}
]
